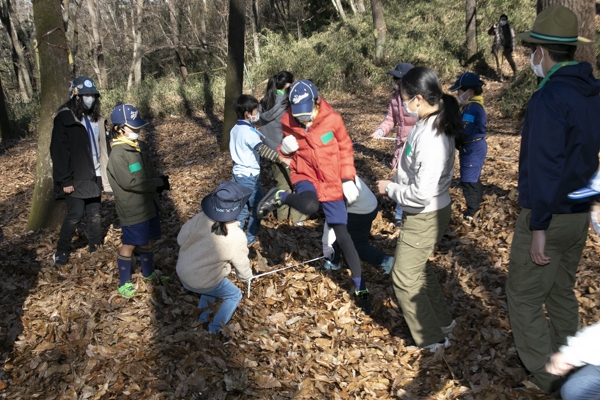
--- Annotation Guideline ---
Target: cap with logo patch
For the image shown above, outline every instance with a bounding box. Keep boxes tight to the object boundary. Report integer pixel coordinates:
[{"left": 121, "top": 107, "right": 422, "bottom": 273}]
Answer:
[
  {"left": 110, "top": 104, "right": 148, "bottom": 129},
  {"left": 70, "top": 76, "right": 99, "bottom": 97},
  {"left": 289, "top": 79, "right": 318, "bottom": 117}
]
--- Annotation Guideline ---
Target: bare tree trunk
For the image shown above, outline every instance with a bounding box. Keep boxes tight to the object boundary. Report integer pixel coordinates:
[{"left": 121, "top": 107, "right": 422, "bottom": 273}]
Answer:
[
  {"left": 87, "top": 0, "right": 108, "bottom": 89},
  {"left": 466, "top": 0, "right": 477, "bottom": 59},
  {"left": 371, "top": 0, "right": 386, "bottom": 65},
  {"left": 348, "top": 0, "right": 357, "bottom": 14},
  {"left": 167, "top": 0, "right": 188, "bottom": 82},
  {"left": 199, "top": 0, "right": 208, "bottom": 66},
  {"left": 221, "top": 0, "right": 246, "bottom": 151},
  {"left": 127, "top": 0, "right": 144, "bottom": 90},
  {"left": 536, "top": 0, "right": 596, "bottom": 74},
  {"left": 331, "top": 0, "right": 346, "bottom": 21},
  {"left": 0, "top": 75, "right": 12, "bottom": 142},
  {"left": 251, "top": 0, "right": 261, "bottom": 65},
  {"left": 62, "top": 0, "right": 82, "bottom": 78},
  {"left": 356, "top": 0, "right": 366, "bottom": 13},
  {"left": 28, "top": 0, "right": 71, "bottom": 231}
]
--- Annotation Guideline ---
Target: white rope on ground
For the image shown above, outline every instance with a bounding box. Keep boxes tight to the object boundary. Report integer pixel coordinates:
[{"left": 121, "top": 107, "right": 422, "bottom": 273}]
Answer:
[{"left": 246, "top": 255, "right": 327, "bottom": 298}]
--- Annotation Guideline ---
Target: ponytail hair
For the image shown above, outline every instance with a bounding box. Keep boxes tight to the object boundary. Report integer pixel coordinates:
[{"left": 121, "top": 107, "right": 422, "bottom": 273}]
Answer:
[
  {"left": 211, "top": 221, "right": 229, "bottom": 236},
  {"left": 401, "top": 66, "right": 462, "bottom": 138},
  {"left": 260, "top": 70, "right": 294, "bottom": 112}
]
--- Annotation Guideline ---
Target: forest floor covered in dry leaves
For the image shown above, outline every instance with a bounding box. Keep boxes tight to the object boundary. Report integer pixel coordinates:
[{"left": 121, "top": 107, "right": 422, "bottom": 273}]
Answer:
[{"left": 1, "top": 75, "right": 600, "bottom": 399}]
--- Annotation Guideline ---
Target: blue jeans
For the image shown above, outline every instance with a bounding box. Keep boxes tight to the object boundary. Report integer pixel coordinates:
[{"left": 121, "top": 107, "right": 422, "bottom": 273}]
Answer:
[
  {"left": 196, "top": 278, "right": 243, "bottom": 334},
  {"left": 232, "top": 174, "right": 262, "bottom": 244},
  {"left": 561, "top": 365, "right": 600, "bottom": 400},
  {"left": 395, "top": 203, "right": 403, "bottom": 221}
]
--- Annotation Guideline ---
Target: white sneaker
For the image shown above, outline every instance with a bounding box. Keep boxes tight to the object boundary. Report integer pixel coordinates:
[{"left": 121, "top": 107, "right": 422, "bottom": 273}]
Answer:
[
  {"left": 441, "top": 319, "right": 457, "bottom": 335},
  {"left": 423, "top": 337, "right": 450, "bottom": 352},
  {"left": 323, "top": 260, "right": 340, "bottom": 270}
]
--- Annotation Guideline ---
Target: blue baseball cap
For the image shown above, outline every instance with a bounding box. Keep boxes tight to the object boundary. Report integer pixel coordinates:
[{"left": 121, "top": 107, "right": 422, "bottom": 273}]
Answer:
[
  {"left": 110, "top": 104, "right": 148, "bottom": 129},
  {"left": 289, "top": 80, "right": 318, "bottom": 117},
  {"left": 449, "top": 72, "right": 484, "bottom": 91},
  {"left": 568, "top": 170, "right": 600, "bottom": 199},
  {"left": 386, "top": 63, "right": 414, "bottom": 79}
]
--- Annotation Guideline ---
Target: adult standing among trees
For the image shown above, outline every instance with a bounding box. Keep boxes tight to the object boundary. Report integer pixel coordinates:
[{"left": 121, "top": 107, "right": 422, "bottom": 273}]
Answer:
[
  {"left": 376, "top": 67, "right": 462, "bottom": 351},
  {"left": 50, "top": 76, "right": 111, "bottom": 265},
  {"left": 259, "top": 71, "right": 306, "bottom": 225},
  {"left": 487, "top": 14, "right": 517, "bottom": 82},
  {"left": 505, "top": 5, "right": 600, "bottom": 393}
]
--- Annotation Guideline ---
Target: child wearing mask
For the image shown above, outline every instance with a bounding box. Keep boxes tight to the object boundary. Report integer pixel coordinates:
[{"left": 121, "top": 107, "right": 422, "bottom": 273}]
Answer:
[
  {"left": 257, "top": 80, "right": 372, "bottom": 314},
  {"left": 107, "top": 104, "right": 170, "bottom": 298},
  {"left": 449, "top": 72, "right": 487, "bottom": 221},
  {"left": 258, "top": 71, "right": 306, "bottom": 225},
  {"left": 229, "top": 94, "right": 289, "bottom": 247},
  {"left": 370, "top": 63, "right": 418, "bottom": 228}
]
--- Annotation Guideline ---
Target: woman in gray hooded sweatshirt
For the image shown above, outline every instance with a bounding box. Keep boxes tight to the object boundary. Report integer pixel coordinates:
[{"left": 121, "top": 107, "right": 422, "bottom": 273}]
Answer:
[{"left": 258, "top": 71, "right": 306, "bottom": 224}]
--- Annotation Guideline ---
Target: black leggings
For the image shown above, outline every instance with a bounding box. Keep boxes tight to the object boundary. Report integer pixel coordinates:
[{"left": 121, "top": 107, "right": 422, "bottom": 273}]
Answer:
[{"left": 284, "top": 191, "right": 320, "bottom": 216}]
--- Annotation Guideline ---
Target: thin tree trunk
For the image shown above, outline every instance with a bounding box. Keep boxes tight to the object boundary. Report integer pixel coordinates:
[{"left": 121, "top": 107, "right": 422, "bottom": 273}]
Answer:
[
  {"left": 356, "top": 0, "right": 366, "bottom": 13},
  {"left": 127, "top": 0, "right": 144, "bottom": 90},
  {"left": 251, "top": 0, "right": 261, "bottom": 65},
  {"left": 87, "top": 0, "right": 107, "bottom": 89},
  {"left": 466, "top": 0, "right": 477, "bottom": 59},
  {"left": 331, "top": 0, "right": 346, "bottom": 21},
  {"left": 199, "top": 0, "right": 208, "bottom": 67},
  {"left": 348, "top": 0, "right": 357, "bottom": 14},
  {"left": 28, "top": 0, "right": 71, "bottom": 230},
  {"left": 536, "top": 0, "right": 596, "bottom": 74},
  {"left": 168, "top": 0, "right": 188, "bottom": 82},
  {"left": 371, "top": 0, "right": 386, "bottom": 65},
  {"left": 0, "top": 75, "right": 12, "bottom": 142},
  {"left": 221, "top": 0, "right": 246, "bottom": 151}
]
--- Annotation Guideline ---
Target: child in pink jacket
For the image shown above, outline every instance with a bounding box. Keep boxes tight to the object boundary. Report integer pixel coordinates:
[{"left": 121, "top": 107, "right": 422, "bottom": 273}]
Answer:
[{"left": 371, "top": 63, "right": 418, "bottom": 227}]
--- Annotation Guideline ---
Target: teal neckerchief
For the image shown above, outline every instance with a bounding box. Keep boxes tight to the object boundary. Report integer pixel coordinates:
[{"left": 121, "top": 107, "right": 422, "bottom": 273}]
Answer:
[
  {"left": 537, "top": 61, "right": 578, "bottom": 90},
  {"left": 276, "top": 89, "right": 285, "bottom": 95}
]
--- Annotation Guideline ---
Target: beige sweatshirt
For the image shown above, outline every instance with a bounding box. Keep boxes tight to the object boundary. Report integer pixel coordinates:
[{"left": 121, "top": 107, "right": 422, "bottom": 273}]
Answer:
[{"left": 176, "top": 212, "right": 252, "bottom": 291}]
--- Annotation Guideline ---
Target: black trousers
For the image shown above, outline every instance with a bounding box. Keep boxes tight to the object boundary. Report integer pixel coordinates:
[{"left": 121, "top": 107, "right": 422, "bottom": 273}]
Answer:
[
  {"left": 57, "top": 195, "right": 102, "bottom": 251},
  {"left": 460, "top": 181, "right": 482, "bottom": 217},
  {"left": 332, "top": 207, "right": 387, "bottom": 267}
]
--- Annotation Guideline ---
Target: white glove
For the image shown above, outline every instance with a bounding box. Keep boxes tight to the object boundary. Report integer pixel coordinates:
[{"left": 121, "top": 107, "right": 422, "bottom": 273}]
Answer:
[
  {"left": 370, "top": 129, "right": 384, "bottom": 139},
  {"left": 323, "top": 245, "right": 334, "bottom": 258},
  {"left": 281, "top": 135, "right": 299, "bottom": 155},
  {"left": 342, "top": 180, "right": 359, "bottom": 204}
]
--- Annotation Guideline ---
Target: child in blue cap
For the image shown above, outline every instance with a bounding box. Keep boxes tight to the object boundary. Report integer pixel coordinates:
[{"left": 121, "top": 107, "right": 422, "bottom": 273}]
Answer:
[
  {"left": 449, "top": 72, "right": 487, "bottom": 221},
  {"left": 106, "top": 104, "right": 170, "bottom": 298}
]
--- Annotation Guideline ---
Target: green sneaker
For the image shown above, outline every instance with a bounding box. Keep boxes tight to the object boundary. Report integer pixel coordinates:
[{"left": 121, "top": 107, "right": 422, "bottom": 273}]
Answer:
[
  {"left": 143, "top": 272, "right": 172, "bottom": 281},
  {"left": 118, "top": 282, "right": 136, "bottom": 299},
  {"left": 354, "top": 288, "right": 372, "bottom": 315},
  {"left": 257, "top": 188, "right": 286, "bottom": 219}
]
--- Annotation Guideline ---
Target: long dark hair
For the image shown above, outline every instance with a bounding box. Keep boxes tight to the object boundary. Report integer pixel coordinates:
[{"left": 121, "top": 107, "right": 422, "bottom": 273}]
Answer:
[
  {"left": 211, "top": 221, "right": 229, "bottom": 236},
  {"left": 58, "top": 94, "right": 101, "bottom": 122},
  {"left": 260, "top": 71, "right": 294, "bottom": 111},
  {"left": 401, "top": 67, "right": 462, "bottom": 138}
]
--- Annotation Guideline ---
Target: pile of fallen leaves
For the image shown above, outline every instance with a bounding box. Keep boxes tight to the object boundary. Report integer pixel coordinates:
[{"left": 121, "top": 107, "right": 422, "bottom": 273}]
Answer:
[{"left": 1, "top": 79, "right": 599, "bottom": 399}]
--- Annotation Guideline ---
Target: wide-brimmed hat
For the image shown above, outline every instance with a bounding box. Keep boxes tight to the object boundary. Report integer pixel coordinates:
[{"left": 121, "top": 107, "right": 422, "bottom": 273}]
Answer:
[
  {"left": 517, "top": 5, "right": 591, "bottom": 46},
  {"left": 449, "top": 72, "right": 484, "bottom": 91},
  {"left": 201, "top": 182, "right": 252, "bottom": 222},
  {"left": 289, "top": 80, "right": 318, "bottom": 117},
  {"left": 386, "top": 63, "right": 414, "bottom": 79}
]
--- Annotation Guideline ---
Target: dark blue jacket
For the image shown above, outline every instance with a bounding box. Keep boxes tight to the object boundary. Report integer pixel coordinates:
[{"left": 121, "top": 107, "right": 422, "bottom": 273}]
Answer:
[{"left": 518, "top": 62, "right": 600, "bottom": 230}]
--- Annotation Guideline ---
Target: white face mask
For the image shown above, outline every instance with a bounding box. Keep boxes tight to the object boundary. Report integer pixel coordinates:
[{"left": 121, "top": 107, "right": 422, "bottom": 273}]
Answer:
[
  {"left": 127, "top": 132, "right": 139, "bottom": 141},
  {"left": 82, "top": 96, "right": 95, "bottom": 109},
  {"left": 530, "top": 48, "right": 545, "bottom": 78},
  {"left": 499, "top": 20, "right": 507, "bottom": 26},
  {"left": 458, "top": 91, "right": 470, "bottom": 105},
  {"left": 250, "top": 112, "right": 260, "bottom": 123},
  {"left": 403, "top": 96, "right": 419, "bottom": 119}
]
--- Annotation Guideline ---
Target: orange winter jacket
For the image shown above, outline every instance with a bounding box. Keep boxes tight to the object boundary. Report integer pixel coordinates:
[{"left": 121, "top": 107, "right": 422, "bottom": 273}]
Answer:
[{"left": 280, "top": 99, "right": 356, "bottom": 202}]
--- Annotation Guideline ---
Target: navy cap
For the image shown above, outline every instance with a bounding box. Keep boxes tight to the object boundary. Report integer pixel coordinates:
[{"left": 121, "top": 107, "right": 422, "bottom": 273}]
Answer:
[
  {"left": 449, "top": 72, "right": 484, "bottom": 91},
  {"left": 70, "top": 76, "right": 99, "bottom": 97},
  {"left": 201, "top": 182, "right": 253, "bottom": 222},
  {"left": 110, "top": 104, "right": 148, "bottom": 129},
  {"left": 289, "top": 80, "right": 318, "bottom": 117},
  {"left": 386, "top": 63, "right": 415, "bottom": 79}
]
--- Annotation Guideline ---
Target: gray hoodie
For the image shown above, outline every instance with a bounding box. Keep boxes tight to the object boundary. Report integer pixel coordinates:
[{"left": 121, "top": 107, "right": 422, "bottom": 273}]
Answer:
[{"left": 258, "top": 93, "right": 288, "bottom": 151}]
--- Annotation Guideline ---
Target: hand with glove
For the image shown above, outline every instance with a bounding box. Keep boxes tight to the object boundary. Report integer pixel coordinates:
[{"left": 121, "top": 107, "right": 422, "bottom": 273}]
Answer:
[
  {"left": 156, "top": 175, "right": 171, "bottom": 194},
  {"left": 323, "top": 245, "right": 334, "bottom": 258},
  {"left": 342, "top": 179, "right": 359, "bottom": 205},
  {"left": 370, "top": 129, "right": 384, "bottom": 139},
  {"left": 280, "top": 135, "right": 299, "bottom": 155}
]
